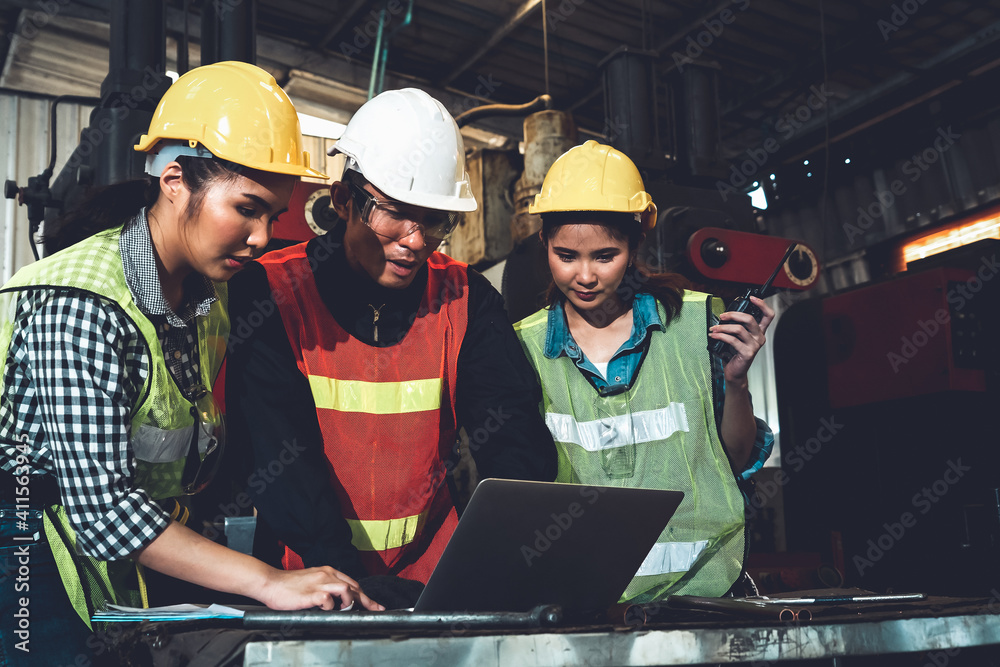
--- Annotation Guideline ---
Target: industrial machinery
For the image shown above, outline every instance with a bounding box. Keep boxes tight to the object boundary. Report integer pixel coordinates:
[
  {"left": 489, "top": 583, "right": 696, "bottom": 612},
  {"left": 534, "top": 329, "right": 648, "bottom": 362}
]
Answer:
[{"left": 4, "top": 0, "right": 257, "bottom": 257}]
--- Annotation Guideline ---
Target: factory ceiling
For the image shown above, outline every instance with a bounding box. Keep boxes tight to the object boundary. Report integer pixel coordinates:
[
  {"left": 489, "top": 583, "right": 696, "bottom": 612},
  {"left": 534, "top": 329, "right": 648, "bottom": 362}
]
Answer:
[{"left": 2, "top": 0, "right": 1000, "bottom": 170}]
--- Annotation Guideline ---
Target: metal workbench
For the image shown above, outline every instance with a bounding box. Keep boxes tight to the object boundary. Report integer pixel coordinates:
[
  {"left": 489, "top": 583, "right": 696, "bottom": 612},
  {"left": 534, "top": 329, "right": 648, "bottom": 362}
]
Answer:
[
  {"left": 238, "top": 595, "right": 1000, "bottom": 666},
  {"left": 107, "top": 593, "right": 1000, "bottom": 666}
]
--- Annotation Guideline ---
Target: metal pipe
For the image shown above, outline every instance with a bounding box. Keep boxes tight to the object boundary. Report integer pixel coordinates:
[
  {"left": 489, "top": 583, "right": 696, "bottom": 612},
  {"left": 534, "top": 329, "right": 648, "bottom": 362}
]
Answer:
[
  {"left": 45, "top": 96, "right": 103, "bottom": 176},
  {"left": 600, "top": 47, "right": 659, "bottom": 166},
  {"left": 367, "top": 8, "right": 386, "bottom": 100},
  {"left": 201, "top": 0, "right": 256, "bottom": 66},
  {"left": 454, "top": 94, "right": 553, "bottom": 128},
  {"left": 778, "top": 18, "right": 1000, "bottom": 162},
  {"left": 177, "top": 0, "right": 189, "bottom": 75},
  {"left": 242, "top": 604, "right": 563, "bottom": 630},
  {"left": 108, "top": 0, "right": 166, "bottom": 85},
  {"left": 316, "top": 0, "right": 370, "bottom": 50},
  {"left": 98, "top": 0, "right": 167, "bottom": 188},
  {"left": 440, "top": 0, "right": 543, "bottom": 87},
  {"left": 3, "top": 95, "right": 18, "bottom": 282},
  {"left": 567, "top": 0, "right": 734, "bottom": 115},
  {"left": 374, "top": 0, "right": 413, "bottom": 98},
  {"left": 666, "top": 595, "right": 811, "bottom": 620},
  {"left": 993, "top": 487, "right": 1000, "bottom": 535}
]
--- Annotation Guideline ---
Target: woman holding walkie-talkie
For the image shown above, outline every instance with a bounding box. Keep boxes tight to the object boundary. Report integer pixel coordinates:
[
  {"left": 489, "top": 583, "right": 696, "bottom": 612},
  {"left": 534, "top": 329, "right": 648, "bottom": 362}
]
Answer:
[{"left": 513, "top": 141, "right": 775, "bottom": 604}]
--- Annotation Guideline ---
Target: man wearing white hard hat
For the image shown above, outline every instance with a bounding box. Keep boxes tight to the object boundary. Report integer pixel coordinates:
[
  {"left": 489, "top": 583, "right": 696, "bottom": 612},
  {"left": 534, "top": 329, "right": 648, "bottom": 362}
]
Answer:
[{"left": 226, "top": 88, "right": 557, "bottom": 606}]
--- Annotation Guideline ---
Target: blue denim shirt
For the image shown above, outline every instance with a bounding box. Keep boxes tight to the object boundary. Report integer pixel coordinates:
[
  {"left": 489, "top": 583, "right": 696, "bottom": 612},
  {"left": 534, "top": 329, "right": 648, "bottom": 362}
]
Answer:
[{"left": 543, "top": 293, "right": 773, "bottom": 480}]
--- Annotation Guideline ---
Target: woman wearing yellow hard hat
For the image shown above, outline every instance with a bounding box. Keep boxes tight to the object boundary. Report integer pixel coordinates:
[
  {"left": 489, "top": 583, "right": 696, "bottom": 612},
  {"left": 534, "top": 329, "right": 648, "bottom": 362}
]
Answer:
[
  {"left": 513, "top": 140, "right": 775, "bottom": 603},
  {"left": 0, "top": 61, "right": 381, "bottom": 666}
]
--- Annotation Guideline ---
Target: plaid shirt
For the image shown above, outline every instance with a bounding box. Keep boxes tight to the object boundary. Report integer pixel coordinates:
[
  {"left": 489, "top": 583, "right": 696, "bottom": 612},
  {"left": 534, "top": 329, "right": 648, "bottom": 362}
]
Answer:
[{"left": 0, "top": 211, "right": 217, "bottom": 560}]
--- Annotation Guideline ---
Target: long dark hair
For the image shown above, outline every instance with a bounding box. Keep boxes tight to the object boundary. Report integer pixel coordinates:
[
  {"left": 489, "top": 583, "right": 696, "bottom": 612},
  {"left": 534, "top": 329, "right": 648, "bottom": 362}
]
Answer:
[
  {"left": 541, "top": 211, "right": 687, "bottom": 326},
  {"left": 45, "top": 155, "right": 243, "bottom": 251}
]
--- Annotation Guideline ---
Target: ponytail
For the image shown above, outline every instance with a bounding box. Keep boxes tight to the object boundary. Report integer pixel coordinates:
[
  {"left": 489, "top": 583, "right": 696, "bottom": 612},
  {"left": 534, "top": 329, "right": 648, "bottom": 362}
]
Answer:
[{"left": 620, "top": 264, "right": 688, "bottom": 325}]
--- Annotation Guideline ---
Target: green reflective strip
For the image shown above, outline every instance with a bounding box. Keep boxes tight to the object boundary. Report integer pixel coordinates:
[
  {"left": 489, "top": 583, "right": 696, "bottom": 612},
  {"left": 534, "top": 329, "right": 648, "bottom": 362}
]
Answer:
[
  {"left": 347, "top": 512, "right": 428, "bottom": 551},
  {"left": 308, "top": 376, "right": 442, "bottom": 414}
]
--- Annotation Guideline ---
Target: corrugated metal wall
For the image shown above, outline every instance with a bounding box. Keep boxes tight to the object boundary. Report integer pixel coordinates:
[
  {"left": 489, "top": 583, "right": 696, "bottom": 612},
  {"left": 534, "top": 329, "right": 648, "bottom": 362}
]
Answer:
[{"left": 1, "top": 93, "right": 94, "bottom": 282}]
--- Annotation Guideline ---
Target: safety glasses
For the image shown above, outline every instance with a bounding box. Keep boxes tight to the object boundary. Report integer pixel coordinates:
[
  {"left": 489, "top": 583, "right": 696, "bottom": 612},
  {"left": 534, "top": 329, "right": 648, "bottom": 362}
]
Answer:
[
  {"left": 347, "top": 178, "right": 461, "bottom": 244},
  {"left": 181, "top": 385, "right": 226, "bottom": 495}
]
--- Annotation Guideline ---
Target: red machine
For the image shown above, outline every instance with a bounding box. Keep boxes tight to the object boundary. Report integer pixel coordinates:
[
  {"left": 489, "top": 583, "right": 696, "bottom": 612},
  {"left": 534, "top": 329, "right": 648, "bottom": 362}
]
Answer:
[
  {"left": 270, "top": 181, "right": 338, "bottom": 244},
  {"left": 823, "top": 267, "right": 986, "bottom": 408},
  {"left": 685, "top": 227, "right": 820, "bottom": 290}
]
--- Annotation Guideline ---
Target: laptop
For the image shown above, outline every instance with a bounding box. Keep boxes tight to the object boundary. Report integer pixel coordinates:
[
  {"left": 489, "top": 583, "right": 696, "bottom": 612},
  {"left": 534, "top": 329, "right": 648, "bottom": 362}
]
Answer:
[{"left": 411, "top": 478, "right": 684, "bottom": 616}]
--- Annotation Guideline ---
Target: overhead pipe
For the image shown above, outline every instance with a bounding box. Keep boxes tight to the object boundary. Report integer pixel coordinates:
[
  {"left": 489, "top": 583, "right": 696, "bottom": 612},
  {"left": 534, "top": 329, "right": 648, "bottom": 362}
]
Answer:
[
  {"left": 375, "top": 0, "right": 414, "bottom": 96},
  {"left": 454, "top": 94, "right": 553, "bottom": 128},
  {"left": 201, "top": 0, "right": 257, "bottom": 65},
  {"left": 177, "top": 0, "right": 190, "bottom": 75},
  {"left": 778, "top": 18, "right": 1000, "bottom": 163},
  {"left": 599, "top": 47, "right": 665, "bottom": 171},
  {"left": 674, "top": 60, "right": 727, "bottom": 181},
  {"left": 315, "top": 0, "right": 369, "bottom": 50},
  {"left": 97, "top": 0, "right": 169, "bottom": 188},
  {"left": 440, "top": 0, "right": 543, "bottom": 87},
  {"left": 568, "top": 0, "right": 735, "bottom": 115},
  {"left": 367, "top": 0, "right": 414, "bottom": 99}
]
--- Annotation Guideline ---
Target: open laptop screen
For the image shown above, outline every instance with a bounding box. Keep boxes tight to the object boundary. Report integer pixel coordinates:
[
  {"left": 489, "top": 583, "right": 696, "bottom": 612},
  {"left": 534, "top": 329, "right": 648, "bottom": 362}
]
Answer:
[{"left": 413, "top": 479, "right": 683, "bottom": 615}]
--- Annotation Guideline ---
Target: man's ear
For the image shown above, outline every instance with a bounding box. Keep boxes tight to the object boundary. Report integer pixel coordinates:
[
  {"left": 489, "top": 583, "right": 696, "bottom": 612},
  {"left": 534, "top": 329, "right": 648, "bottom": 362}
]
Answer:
[{"left": 330, "top": 181, "right": 352, "bottom": 220}]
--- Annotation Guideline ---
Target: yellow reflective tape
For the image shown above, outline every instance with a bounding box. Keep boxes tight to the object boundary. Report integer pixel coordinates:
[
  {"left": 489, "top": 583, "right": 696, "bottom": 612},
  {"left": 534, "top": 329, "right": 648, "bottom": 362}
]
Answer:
[
  {"left": 137, "top": 564, "right": 149, "bottom": 609},
  {"left": 347, "top": 512, "right": 428, "bottom": 551},
  {"left": 308, "top": 376, "right": 442, "bottom": 414}
]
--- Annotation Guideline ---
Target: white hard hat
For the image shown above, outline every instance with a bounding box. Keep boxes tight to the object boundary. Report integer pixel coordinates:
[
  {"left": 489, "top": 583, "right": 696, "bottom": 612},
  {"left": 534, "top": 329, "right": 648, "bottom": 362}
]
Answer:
[{"left": 330, "top": 88, "right": 478, "bottom": 213}]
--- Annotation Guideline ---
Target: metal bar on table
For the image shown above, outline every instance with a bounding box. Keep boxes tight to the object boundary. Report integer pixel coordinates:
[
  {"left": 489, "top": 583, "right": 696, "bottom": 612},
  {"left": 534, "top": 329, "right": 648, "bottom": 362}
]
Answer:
[{"left": 243, "top": 604, "right": 563, "bottom": 630}]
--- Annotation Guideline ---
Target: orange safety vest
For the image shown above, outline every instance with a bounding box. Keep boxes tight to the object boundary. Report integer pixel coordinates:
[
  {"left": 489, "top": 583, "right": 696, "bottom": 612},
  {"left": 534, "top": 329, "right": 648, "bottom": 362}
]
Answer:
[{"left": 259, "top": 243, "right": 469, "bottom": 583}]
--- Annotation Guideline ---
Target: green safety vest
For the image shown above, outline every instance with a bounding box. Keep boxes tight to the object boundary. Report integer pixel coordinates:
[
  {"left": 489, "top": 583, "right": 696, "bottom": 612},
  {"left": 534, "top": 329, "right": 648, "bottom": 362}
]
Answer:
[
  {"left": 0, "top": 223, "right": 229, "bottom": 627},
  {"left": 514, "top": 291, "right": 745, "bottom": 602}
]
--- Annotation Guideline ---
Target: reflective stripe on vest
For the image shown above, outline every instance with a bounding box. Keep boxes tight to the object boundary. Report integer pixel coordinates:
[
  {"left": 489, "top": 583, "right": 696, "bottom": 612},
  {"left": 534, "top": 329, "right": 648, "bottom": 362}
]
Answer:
[
  {"left": 260, "top": 244, "right": 468, "bottom": 582},
  {"left": 544, "top": 404, "right": 689, "bottom": 451},
  {"left": 634, "top": 539, "right": 710, "bottom": 577},
  {"left": 347, "top": 511, "right": 429, "bottom": 551},
  {"left": 132, "top": 422, "right": 215, "bottom": 463},
  {"left": 308, "top": 376, "right": 443, "bottom": 413},
  {"left": 514, "top": 293, "right": 745, "bottom": 602}
]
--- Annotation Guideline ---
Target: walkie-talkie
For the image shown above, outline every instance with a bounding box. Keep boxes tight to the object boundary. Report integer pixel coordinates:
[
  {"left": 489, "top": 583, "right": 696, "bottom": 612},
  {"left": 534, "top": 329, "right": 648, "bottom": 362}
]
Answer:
[{"left": 709, "top": 243, "right": 797, "bottom": 363}]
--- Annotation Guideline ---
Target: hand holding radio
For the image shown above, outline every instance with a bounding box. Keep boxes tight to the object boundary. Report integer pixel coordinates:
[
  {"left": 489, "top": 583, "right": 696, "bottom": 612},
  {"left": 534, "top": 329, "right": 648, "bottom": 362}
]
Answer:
[{"left": 708, "top": 244, "right": 794, "bottom": 368}]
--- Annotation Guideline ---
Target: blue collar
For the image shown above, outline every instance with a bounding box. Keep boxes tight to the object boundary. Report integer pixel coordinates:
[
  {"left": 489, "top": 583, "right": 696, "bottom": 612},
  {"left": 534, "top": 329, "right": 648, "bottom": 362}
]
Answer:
[{"left": 543, "top": 292, "right": 664, "bottom": 361}]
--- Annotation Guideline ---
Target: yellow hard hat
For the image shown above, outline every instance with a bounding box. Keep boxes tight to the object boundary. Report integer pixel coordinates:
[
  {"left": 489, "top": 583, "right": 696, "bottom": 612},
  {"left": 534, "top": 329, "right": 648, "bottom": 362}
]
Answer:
[
  {"left": 529, "top": 140, "right": 656, "bottom": 232},
  {"left": 134, "top": 61, "right": 326, "bottom": 179}
]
